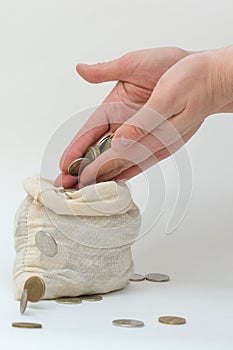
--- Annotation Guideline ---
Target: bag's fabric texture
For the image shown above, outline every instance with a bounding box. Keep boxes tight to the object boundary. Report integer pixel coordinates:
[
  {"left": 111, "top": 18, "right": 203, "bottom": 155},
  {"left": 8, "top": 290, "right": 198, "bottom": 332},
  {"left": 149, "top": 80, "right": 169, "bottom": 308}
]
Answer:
[{"left": 13, "top": 176, "right": 141, "bottom": 299}]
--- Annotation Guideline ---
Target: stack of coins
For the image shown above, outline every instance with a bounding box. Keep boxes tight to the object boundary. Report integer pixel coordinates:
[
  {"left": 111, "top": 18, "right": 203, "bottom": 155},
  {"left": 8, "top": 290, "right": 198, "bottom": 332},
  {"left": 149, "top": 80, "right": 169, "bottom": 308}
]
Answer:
[
  {"left": 20, "top": 276, "right": 45, "bottom": 315},
  {"left": 68, "top": 133, "right": 114, "bottom": 177}
]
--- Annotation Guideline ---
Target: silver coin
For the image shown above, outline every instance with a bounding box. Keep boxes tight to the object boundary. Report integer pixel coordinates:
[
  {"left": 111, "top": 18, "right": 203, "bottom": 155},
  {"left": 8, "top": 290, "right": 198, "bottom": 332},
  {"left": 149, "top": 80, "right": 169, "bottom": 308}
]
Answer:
[
  {"left": 35, "top": 231, "right": 58, "bottom": 257},
  {"left": 20, "top": 289, "right": 28, "bottom": 314},
  {"left": 130, "top": 273, "right": 145, "bottom": 282},
  {"left": 98, "top": 135, "right": 112, "bottom": 153},
  {"left": 146, "top": 273, "right": 170, "bottom": 282},
  {"left": 112, "top": 319, "right": 144, "bottom": 328},
  {"left": 84, "top": 145, "right": 101, "bottom": 162},
  {"left": 68, "top": 157, "right": 91, "bottom": 177},
  {"left": 81, "top": 295, "right": 103, "bottom": 302}
]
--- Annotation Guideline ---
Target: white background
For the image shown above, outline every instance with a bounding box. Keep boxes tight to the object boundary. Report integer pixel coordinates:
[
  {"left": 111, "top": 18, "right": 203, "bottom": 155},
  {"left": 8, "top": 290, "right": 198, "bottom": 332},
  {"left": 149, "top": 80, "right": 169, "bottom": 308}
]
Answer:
[{"left": 0, "top": 0, "right": 233, "bottom": 349}]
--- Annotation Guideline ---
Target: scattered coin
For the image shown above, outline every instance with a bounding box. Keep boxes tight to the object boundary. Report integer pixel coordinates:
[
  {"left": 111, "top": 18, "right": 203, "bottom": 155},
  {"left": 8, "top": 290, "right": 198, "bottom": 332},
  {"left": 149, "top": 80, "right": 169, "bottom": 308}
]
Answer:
[
  {"left": 35, "top": 231, "right": 58, "bottom": 257},
  {"left": 12, "top": 322, "right": 42, "bottom": 329},
  {"left": 146, "top": 273, "right": 170, "bottom": 282},
  {"left": 158, "top": 316, "right": 186, "bottom": 325},
  {"left": 81, "top": 295, "right": 103, "bottom": 302},
  {"left": 130, "top": 273, "right": 146, "bottom": 282},
  {"left": 20, "top": 289, "right": 28, "bottom": 314},
  {"left": 56, "top": 297, "right": 82, "bottom": 304},
  {"left": 24, "top": 276, "right": 45, "bottom": 302},
  {"left": 68, "top": 157, "right": 91, "bottom": 176},
  {"left": 112, "top": 319, "right": 144, "bottom": 328}
]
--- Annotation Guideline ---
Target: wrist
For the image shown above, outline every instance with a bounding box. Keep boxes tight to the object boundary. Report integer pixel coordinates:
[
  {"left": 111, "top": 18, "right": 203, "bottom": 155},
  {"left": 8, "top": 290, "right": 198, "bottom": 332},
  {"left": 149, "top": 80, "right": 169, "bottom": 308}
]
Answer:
[{"left": 206, "top": 46, "right": 233, "bottom": 111}]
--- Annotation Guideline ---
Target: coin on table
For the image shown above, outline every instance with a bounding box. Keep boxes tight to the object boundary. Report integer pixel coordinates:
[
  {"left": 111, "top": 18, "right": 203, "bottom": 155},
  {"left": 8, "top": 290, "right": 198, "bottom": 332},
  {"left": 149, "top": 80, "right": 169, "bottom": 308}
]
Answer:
[
  {"left": 81, "top": 295, "right": 103, "bottom": 302},
  {"left": 146, "top": 273, "right": 170, "bottom": 282},
  {"left": 56, "top": 297, "right": 82, "bottom": 304},
  {"left": 158, "top": 316, "right": 186, "bottom": 325},
  {"left": 24, "top": 276, "right": 45, "bottom": 302},
  {"left": 112, "top": 319, "right": 144, "bottom": 328},
  {"left": 12, "top": 322, "right": 42, "bottom": 329},
  {"left": 130, "top": 273, "right": 145, "bottom": 282},
  {"left": 20, "top": 289, "right": 28, "bottom": 314},
  {"left": 68, "top": 157, "right": 91, "bottom": 176},
  {"left": 35, "top": 231, "right": 58, "bottom": 258},
  {"left": 84, "top": 145, "right": 101, "bottom": 161}
]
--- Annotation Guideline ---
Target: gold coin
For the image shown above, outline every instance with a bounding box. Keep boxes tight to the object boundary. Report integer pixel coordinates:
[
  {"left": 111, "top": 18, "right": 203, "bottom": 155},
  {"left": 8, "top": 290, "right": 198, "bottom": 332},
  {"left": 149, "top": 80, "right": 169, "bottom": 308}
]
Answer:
[
  {"left": 158, "top": 316, "right": 186, "bottom": 325},
  {"left": 24, "top": 276, "right": 45, "bottom": 302},
  {"left": 12, "top": 322, "right": 42, "bottom": 329},
  {"left": 20, "top": 289, "right": 28, "bottom": 314},
  {"left": 56, "top": 297, "right": 82, "bottom": 304},
  {"left": 81, "top": 295, "right": 103, "bottom": 302}
]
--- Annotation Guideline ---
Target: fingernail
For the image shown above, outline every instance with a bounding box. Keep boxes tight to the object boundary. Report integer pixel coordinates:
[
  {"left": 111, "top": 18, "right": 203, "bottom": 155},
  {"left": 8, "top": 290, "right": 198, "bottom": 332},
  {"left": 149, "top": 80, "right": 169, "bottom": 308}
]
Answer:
[{"left": 112, "top": 136, "right": 131, "bottom": 150}]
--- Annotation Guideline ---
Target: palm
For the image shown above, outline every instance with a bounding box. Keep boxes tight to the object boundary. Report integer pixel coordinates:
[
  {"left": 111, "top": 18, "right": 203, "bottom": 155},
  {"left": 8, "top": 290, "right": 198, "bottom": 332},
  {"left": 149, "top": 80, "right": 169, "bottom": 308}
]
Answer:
[{"left": 99, "top": 47, "right": 188, "bottom": 127}]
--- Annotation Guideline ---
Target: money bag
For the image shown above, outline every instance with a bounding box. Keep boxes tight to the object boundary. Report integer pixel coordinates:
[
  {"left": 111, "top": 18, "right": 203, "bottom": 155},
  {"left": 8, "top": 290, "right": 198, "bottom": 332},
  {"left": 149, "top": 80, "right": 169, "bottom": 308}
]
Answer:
[{"left": 13, "top": 176, "right": 141, "bottom": 299}]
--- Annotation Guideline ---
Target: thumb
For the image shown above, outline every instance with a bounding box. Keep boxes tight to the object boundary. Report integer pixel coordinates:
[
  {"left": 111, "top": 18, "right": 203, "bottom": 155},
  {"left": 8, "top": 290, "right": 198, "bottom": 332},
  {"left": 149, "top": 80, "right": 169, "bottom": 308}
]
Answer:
[{"left": 76, "top": 57, "right": 124, "bottom": 83}]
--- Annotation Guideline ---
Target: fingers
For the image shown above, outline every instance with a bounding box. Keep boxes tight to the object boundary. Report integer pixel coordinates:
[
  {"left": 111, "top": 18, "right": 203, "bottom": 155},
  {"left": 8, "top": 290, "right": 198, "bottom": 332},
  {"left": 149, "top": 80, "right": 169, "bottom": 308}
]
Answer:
[
  {"left": 76, "top": 57, "right": 125, "bottom": 84},
  {"left": 114, "top": 124, "right": 201, "bottom": 181},
  {"left": 79, "top": 113, "right": 201, "bottom": 187},
  {"left": 54, "top": 173, "right": 79, "bottom": 188},
  {"left": 78, "top": 113, "right": 186, "bottom": 186},
  {"left": 59, "top": 98, "right": 141, "bottom": 175}
]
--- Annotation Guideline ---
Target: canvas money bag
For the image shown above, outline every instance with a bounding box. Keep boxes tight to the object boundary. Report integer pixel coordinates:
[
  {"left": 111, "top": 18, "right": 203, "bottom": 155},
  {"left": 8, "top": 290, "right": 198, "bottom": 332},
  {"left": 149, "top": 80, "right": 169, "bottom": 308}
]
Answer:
[{"left": 13, "top": 176, "right": 141, "bottom": 299}]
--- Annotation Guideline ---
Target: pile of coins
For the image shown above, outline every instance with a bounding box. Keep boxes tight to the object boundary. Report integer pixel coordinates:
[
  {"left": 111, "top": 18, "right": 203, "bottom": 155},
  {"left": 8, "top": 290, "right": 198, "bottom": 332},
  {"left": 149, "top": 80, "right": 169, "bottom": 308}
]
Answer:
[
  {"left": 68, "top": 133, "right": 114, "bottom": 177},
  {"left": 129, "top": 273, "right": 170, "bottom": 282},
  {"left": 13, "top": 272, "right": 186, "bottom": 329}
]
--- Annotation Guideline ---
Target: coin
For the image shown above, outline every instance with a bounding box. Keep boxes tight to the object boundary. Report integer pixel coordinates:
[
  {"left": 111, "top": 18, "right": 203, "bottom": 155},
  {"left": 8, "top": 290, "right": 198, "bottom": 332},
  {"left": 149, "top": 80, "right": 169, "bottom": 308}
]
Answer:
[
  {"left": 68, "top": 157, "right": 91, "bottom": 176},
  {"left": 12, "top": 322, "right": 42, "bottom": 329},
  {"left": 146, "top": 273, "right": 170, "bottom": 282},
  {"left": 112, "top": 319, "right": 144, "bottom": 328},
  {"left": 81, "top": 295, "right": 103, "bottom": 302},
  {"left": 64, "top": 188, "right": 77, "bottom": 193},
  {"left": 158, "top": 316, "right": 186, "bottom": 325},
  {"left": 130, "top": 273, "right": 145, "bottom": 282},
  {"left": 35, "top": 231, "right": 58, "bottom": 257},
  {"left": 24, "top": 276, "right": 45, "bottom": 302},
  {"left": 98, "top": 134, "right": 113, "bottom": 153},
  {"left": 84, "top": 145, "right": 101, "bottom": 161},
  {"left": 20, "top": 289, "right": 28, "bottom": 314},
  {"left": 56, "top": 297, "right": 82, "bottom": 304}
]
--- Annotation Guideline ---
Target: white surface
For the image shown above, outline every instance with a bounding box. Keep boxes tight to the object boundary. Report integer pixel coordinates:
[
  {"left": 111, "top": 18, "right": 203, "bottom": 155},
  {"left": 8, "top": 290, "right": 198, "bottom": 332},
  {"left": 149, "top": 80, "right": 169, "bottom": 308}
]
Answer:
[{"left": 0, "top": 1, "right": 233, "bottom": 349}]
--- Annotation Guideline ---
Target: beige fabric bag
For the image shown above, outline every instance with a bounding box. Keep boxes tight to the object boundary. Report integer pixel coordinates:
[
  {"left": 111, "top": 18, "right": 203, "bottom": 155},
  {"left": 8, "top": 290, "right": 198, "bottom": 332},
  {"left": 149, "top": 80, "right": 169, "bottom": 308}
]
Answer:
[{"left": 13, "top": 176, "right": 141, "bottom": 299}]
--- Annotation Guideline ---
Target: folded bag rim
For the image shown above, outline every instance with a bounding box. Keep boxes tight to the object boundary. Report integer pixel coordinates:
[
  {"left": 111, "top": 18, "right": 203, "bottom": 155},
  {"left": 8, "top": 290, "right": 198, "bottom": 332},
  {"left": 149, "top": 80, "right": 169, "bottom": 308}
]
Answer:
[{"left": 23, "top": 176, "right": 135, "bottom": 217}]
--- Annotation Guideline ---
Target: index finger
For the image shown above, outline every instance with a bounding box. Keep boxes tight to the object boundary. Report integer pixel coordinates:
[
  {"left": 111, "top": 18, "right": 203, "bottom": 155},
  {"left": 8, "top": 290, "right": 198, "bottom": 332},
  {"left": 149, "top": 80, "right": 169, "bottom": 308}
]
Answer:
[{"left": 60, "top": 106, "right": 110, "bottom": 173}]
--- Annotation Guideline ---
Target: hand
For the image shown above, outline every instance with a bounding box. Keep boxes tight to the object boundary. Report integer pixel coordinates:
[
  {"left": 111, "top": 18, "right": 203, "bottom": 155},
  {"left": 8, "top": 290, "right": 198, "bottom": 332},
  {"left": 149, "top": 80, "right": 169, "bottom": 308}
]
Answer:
[
  {"left": 55, "top": 47, "right": 189, "bottom": 188},
  {"left": 56, "top": 46, "right": 233, "bottom": 188}
]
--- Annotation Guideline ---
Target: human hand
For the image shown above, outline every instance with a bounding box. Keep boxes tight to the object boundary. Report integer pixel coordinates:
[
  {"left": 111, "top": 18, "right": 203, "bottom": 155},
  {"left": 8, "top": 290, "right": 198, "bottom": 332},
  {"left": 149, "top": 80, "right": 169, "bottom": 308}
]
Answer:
[
  {"left": 55, "top": 47, "right": 189, "bottom": 188},
  {"left": 56, "top": 46, "right": 233, "bottom": 188}
]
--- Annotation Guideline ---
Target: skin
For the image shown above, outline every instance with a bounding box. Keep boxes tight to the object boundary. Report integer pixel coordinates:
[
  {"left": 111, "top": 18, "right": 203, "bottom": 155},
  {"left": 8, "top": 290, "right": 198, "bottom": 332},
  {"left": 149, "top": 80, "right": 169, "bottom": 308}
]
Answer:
[{"left": 55, "top": 46, "right": 233, "bottom": 189}]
